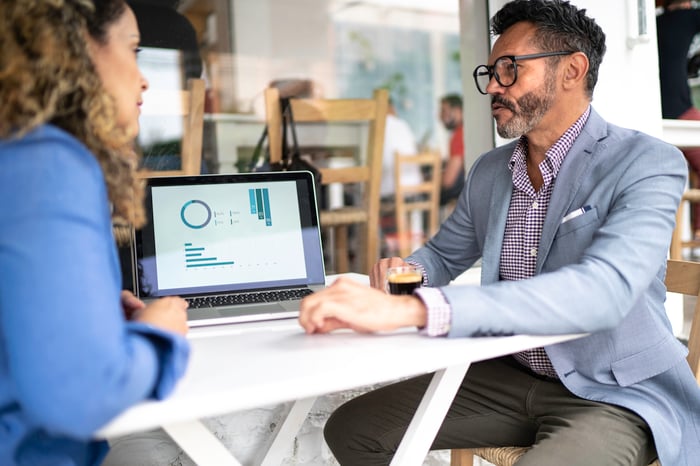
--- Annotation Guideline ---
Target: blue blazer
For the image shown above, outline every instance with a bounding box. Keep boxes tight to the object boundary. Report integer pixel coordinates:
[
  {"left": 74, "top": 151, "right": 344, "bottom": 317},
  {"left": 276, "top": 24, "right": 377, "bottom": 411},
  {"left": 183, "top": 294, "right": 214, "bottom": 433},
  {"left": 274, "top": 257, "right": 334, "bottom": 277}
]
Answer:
[
  {"left": 409, "top": 108, "right": 700, "bottom": 465},
  {"left": 0, "top": 125, "right": 190, "bottom": 465}
]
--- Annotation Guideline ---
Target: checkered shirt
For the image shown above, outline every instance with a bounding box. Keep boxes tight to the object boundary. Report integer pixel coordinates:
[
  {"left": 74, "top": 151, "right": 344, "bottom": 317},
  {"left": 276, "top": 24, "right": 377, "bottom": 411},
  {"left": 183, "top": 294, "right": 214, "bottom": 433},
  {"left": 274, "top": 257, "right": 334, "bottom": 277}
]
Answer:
[
  {"left": 506, "top": 107, "right": 590, "bottom": 378},
  {"left": 403, "top": 261, "right": 450, "bottom": 336},
  {"left": 414, "top": 107, "right": 591, "bottom": 378},
  {"left": 412, "top": 108, "right": 591, "bottom": 376}
]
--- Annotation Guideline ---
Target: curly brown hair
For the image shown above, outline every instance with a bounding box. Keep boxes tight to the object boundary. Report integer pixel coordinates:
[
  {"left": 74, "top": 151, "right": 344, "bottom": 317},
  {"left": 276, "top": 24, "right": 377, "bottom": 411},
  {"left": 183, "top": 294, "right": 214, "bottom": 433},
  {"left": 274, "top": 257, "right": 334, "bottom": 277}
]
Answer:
[{"left": 0, "top": 0, "right": 146, "bottom": 227}]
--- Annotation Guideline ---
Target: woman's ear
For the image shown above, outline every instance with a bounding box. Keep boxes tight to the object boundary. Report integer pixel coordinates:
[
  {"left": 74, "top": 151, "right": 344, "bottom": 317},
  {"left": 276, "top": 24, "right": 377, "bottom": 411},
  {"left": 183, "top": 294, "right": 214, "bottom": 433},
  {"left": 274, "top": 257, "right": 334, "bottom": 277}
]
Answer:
[{"left": 85, "top": 33, "right": 99, "bottom": 62}]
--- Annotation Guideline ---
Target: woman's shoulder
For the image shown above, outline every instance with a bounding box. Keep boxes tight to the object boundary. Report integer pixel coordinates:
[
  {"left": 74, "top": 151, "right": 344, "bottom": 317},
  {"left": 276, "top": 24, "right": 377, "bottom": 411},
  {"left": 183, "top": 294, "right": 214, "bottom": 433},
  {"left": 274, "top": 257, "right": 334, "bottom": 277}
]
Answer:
[
  {"left": 3, "top": 123, "right": 89, "bottom": 152},
  {"left": 0, "top": 124, "right": 105, "bottom": 198},
  {"left": 1, "top": 124, "right": 102, "bottom": 176}
]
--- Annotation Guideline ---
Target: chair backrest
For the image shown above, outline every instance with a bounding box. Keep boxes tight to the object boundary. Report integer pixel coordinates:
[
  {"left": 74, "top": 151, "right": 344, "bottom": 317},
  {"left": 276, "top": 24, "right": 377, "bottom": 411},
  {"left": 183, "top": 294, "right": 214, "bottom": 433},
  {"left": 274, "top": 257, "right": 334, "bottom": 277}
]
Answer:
[
  {"left": 665, "top": 259, "right": 700, "bottom": 383},
  {"left": 263, "top": 87, "right": 388, "bottom": 273},
  {"left": 138, "top": 77, "right": 205, "bottom": 178},
  {"left": 394, "top": 150, "right": 442, "bottom": 257},
  {"left": 669, "top": 188, "right": 700, "bottom": 260}
]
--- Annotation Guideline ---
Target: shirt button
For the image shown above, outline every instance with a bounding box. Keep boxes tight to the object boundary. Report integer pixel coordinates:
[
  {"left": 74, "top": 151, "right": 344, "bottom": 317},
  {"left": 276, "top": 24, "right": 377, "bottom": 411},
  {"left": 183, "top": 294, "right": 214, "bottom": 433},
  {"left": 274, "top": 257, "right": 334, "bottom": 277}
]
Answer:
[
  {"left": 532, "top": 201, "right": 539, "bottom": 209},
  {"left": 530, "top": 248, "right": 537, "bottom": 256}
]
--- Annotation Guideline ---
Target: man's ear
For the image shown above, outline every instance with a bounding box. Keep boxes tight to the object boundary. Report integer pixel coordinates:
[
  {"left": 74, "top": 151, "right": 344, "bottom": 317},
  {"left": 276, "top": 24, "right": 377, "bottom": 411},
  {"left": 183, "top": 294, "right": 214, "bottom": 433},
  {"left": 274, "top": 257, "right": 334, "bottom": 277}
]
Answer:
[{"left": 562, "top": 52, "right": 589, "bottom": 91}]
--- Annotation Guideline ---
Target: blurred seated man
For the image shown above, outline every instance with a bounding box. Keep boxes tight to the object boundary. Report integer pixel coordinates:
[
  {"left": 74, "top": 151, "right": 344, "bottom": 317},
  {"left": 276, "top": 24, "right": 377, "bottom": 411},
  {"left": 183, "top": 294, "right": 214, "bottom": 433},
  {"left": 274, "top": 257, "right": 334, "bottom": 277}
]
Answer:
[{"left": 439, "top": 93, "right": 465, "bottom": 205}]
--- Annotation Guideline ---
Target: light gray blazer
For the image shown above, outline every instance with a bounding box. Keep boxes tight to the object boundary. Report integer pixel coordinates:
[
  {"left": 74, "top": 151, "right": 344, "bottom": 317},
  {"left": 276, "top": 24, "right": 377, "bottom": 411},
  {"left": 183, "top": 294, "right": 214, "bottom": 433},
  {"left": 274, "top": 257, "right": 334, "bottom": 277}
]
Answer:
[{"left": 409, "top": 108, "right": 700, "bottom": 465}]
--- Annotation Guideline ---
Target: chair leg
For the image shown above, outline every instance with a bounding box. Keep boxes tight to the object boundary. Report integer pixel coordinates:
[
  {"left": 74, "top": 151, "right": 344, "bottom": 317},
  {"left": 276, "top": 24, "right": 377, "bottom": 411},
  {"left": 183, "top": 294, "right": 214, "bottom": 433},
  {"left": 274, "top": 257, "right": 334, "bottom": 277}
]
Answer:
[
  {"left": 671, "top": 201, "right": 685, "bottom": 260},
  {"left": 334, "top": 226, "right": 349, "bottom": 274},
  {"left": 450, "top": 449, "right": 476, "bottom": 466}
]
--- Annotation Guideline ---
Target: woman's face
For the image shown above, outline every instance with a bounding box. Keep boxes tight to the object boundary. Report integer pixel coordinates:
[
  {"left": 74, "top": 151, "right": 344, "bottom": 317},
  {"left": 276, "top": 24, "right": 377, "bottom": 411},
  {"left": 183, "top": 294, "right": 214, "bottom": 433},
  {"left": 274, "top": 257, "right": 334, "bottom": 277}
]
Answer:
[{"left": 89, "top": 6, "right": 148, "bottom": 139}]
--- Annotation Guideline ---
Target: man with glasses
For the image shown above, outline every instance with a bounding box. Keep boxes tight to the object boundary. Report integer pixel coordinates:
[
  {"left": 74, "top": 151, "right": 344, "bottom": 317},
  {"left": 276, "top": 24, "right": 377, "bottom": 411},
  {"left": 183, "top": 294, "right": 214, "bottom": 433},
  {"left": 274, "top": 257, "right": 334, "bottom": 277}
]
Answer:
[{"left": 299, "top": 1, "right": 700, "bottom": 465}]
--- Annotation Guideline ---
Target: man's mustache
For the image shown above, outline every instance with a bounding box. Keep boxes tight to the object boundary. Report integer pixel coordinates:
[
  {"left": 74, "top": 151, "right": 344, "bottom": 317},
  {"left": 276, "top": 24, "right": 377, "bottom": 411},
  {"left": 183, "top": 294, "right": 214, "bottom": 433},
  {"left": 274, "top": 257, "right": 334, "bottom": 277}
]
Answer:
[{"left": 491, "top": 96, "right": 516, "bottom": 112}]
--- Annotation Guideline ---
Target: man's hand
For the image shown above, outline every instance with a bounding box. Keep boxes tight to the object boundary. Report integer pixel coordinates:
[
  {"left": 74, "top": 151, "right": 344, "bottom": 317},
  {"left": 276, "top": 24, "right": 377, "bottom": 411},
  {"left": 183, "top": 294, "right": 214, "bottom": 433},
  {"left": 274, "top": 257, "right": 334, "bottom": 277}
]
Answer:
[
  {"left": 370, "top": 256, "right": 412, "bottom": 290},
  {"left": 298, "top": 276, "right": 427, "bottom": 334}
]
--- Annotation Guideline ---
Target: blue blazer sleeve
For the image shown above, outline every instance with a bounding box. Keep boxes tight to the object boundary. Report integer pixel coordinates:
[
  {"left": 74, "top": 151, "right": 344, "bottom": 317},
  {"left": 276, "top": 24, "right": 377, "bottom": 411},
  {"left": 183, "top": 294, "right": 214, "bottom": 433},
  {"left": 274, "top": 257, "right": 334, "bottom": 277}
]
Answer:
[{"left": 0, "top": 126, "right": 190, "bottom": 439}]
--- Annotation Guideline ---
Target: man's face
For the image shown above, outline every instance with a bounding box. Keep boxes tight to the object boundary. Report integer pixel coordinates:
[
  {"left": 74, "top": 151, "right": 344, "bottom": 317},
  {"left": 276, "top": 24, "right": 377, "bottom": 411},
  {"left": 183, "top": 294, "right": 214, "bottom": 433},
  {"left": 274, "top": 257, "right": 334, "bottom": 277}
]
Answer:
[
  {"left": 440, "top": 103, "right": 462, "bottom": 131},
  {"left": 485, "top": 22, "right": 559, "bottom": 139}
]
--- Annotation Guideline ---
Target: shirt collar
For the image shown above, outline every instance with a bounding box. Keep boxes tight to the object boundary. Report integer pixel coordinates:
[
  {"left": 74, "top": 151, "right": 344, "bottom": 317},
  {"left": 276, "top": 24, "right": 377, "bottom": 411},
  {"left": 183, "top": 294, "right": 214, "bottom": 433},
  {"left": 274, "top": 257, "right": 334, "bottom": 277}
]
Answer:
[{"left": 508, "top": 105, "right": 591, "bottom": 176}]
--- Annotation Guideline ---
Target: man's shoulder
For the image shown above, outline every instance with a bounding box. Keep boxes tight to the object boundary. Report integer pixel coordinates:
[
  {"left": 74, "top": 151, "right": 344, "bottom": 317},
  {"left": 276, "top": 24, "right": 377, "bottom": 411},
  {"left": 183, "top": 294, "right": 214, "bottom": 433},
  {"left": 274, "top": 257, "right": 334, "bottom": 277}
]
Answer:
[
  {"left": 386, "top": 114, "right": 413, "bottom": 133},
  {"left": 575, "top": 115, "right": 687, "bottom": 178},
  {"left": 582, "top": 109, "right": 679, "bottom": 152},
  {"left": 596, "top": 118, "right": 681, "bottom": 155}
]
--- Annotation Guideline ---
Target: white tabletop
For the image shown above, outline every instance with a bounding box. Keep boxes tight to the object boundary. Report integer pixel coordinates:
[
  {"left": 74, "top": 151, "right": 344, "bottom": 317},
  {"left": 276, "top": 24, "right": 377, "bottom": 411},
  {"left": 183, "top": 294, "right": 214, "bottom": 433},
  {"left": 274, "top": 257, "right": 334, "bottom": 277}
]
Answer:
[
  {"left": 98, "top": 314, "right": 580, "bottom": 438},
  {"left": 95, "top": 272, "right": 583, "bottom": 465}
]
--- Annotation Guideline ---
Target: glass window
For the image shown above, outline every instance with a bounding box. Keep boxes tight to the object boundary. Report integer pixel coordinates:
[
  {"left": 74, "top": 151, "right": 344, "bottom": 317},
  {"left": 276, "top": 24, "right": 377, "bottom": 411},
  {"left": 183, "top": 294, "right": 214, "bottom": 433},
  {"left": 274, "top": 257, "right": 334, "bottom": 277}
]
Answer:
[{"left": 132, "top": 0, "right": 461, "bottom": 173}]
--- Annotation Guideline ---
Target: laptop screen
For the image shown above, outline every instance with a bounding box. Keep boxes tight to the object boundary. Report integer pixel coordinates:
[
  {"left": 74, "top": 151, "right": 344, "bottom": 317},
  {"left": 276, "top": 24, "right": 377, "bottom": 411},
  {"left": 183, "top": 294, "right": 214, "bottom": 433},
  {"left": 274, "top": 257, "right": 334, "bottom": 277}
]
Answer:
[{"left": 134, "top": 171, "right": 325, "bottom": 298}]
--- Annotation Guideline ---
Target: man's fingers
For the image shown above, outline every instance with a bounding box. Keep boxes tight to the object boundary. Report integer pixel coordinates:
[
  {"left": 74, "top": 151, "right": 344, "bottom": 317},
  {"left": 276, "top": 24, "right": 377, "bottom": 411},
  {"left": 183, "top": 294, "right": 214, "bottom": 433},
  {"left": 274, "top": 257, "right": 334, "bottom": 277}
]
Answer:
[{"left": 299, "top": 281, "right": 359, "bottom": 333}]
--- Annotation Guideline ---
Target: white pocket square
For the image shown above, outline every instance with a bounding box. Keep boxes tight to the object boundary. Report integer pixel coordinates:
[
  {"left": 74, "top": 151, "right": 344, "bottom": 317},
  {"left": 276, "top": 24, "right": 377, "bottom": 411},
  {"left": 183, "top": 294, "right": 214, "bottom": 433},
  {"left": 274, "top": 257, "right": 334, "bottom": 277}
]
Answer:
[{"left": 562, "top": 205, "right": 592, "bottom": 223}]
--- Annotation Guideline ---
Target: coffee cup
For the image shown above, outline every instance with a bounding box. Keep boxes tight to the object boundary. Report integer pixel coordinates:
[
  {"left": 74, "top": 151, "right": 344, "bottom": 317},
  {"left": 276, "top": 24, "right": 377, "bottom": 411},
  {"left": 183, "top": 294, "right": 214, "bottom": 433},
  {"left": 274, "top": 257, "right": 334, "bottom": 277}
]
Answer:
[{"left": 386, "top": 265, "right": 422, "bottom": 295}]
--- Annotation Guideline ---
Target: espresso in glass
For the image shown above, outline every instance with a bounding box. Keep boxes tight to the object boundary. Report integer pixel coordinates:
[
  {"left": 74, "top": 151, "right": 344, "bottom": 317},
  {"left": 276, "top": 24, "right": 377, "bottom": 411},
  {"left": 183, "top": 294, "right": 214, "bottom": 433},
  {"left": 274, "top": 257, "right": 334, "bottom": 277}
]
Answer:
[{"left": 386, "top": 266, "right": 422, "bottom": 295}]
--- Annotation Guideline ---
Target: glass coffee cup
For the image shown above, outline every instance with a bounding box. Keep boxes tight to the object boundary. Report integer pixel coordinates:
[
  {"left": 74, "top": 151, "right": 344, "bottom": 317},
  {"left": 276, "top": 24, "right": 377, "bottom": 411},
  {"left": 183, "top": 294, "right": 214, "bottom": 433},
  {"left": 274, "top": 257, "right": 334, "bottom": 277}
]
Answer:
[{"left": 386, "top": 265, "right": 423, "bottom": 295}]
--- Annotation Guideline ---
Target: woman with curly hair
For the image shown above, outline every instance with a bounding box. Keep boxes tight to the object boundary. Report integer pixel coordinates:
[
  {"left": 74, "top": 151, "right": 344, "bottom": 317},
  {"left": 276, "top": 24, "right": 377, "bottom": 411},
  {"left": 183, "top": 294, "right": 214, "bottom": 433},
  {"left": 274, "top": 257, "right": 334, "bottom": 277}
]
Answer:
[{"left": 0, "top": 1, "right": 190, "bottom": 464}]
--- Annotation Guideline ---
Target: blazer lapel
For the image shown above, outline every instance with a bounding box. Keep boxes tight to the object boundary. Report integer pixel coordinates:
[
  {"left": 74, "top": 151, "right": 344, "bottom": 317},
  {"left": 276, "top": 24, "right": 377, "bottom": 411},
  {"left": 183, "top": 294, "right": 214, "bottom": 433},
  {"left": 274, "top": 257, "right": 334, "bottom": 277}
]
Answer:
[
  {"left": 480, "top": 145, "right": 516, "bottom": 284},
  {"left": 536, "top": 108, "right": 609, "bottom": 271}
]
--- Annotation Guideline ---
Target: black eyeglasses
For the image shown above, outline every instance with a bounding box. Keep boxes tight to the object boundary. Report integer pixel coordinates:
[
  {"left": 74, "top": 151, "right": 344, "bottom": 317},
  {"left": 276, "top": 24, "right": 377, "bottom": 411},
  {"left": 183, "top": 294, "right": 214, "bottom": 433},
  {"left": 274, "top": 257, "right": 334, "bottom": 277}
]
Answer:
[{"left": 472, "top": 51, "right": 575, "bottom": 95}]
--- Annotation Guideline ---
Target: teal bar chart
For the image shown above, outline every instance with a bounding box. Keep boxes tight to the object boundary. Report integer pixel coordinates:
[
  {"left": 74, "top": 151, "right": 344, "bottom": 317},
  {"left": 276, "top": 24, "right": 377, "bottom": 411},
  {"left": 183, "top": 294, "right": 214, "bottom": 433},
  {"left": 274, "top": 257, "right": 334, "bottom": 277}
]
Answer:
[
  {"left": 249, "top": 188, "right": 272, "bottom": 226},
  {"left": 184, "top": 242, "right": 235, "bottom": 268}
]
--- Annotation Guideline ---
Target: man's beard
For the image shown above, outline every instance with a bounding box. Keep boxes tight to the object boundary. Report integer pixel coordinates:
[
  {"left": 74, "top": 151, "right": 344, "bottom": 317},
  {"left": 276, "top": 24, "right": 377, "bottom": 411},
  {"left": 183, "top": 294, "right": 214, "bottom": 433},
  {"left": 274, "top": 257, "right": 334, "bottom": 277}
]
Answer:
[
  {"left": 492, "top": 75, "right": 556, "bottom": 139},
  {"left": 443, "top": 118, "right": 459, "bottom": 131}
]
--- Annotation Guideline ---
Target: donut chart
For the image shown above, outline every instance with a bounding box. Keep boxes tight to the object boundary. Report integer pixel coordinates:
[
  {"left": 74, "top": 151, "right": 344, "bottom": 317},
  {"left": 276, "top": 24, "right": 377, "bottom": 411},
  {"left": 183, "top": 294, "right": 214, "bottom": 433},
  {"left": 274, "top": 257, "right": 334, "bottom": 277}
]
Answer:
[{"left": 180, "top": 200, "right": 212, "bottom": 229}]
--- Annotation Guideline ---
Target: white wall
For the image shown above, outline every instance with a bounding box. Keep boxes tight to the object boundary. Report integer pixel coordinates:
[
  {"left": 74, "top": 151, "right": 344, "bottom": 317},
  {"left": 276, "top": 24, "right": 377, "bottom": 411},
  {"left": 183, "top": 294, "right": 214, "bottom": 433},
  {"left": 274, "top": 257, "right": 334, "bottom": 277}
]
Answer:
[{"left": 580, "top": 0, "right": 662, "bottom": 136}]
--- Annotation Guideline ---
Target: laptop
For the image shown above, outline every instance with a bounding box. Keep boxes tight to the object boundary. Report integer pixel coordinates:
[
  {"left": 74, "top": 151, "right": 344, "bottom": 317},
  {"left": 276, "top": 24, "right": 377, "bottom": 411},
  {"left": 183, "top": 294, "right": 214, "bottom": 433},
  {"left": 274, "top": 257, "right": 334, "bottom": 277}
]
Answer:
[{"left": 132, "top": 171, "right": 326, "bottom": 327}]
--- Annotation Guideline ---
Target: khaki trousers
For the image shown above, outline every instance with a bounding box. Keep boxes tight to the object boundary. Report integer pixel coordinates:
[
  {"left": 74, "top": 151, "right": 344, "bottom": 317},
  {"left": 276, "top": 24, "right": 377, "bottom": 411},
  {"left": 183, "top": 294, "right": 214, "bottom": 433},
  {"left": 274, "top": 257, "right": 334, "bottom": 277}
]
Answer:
[{"left": 324, "top": 356, "right": 657, "bottom": 466}]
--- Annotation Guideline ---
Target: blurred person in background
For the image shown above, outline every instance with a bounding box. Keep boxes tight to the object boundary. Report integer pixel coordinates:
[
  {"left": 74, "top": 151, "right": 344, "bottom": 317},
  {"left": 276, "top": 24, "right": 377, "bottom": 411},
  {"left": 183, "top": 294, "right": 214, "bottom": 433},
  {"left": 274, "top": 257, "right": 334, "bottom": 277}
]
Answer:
[{"left": 438, "top": 94, "right": 465, "bottom": 205}]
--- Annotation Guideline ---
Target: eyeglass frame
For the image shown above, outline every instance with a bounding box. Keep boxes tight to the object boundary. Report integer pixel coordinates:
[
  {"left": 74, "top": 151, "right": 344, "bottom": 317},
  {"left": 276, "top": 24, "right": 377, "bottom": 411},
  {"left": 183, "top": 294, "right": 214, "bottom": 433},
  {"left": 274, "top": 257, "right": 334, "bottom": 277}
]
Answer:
[{"left": 472, "top": 51, "right": 575, "bottom": 95}]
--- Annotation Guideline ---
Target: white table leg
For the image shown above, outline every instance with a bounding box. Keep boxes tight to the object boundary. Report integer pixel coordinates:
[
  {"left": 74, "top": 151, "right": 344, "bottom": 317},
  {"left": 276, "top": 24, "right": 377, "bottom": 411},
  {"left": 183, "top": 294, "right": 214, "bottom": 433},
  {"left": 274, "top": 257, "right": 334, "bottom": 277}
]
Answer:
[
  {"left": 163, "top": 420, "right": 241, "bottom": 466},
  {"left": 390, "top": 362, "right": 471, "bottom": 466},
  {"left": 260, "top": 396, "right": 317, "bottom": 466}
]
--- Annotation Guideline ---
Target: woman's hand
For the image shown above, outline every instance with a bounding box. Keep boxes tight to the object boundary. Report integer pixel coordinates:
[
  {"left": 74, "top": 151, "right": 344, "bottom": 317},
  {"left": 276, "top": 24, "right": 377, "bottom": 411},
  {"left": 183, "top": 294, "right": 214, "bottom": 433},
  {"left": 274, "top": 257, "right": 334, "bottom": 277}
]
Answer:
[
  {"left": 120, "top": 290, "right": 146, "bottom": 320},
  {"left": 132, "top": 296, "right": 189, "bottom": 336}
]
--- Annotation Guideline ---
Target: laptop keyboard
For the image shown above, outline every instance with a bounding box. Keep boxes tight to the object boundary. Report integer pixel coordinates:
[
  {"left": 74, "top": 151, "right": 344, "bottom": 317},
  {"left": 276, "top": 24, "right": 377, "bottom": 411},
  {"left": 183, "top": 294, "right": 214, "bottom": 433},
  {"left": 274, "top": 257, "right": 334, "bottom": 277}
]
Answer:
[{"left": 186, "top": 288, "right": 313, "bottom": 308}]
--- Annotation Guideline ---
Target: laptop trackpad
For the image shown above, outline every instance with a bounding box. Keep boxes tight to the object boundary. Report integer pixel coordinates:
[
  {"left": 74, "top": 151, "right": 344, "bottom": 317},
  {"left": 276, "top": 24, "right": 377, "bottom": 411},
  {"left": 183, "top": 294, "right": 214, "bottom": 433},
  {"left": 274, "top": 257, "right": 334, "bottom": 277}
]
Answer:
[{"left": 188, "top": 303, "right": 287, "bottom": 321}]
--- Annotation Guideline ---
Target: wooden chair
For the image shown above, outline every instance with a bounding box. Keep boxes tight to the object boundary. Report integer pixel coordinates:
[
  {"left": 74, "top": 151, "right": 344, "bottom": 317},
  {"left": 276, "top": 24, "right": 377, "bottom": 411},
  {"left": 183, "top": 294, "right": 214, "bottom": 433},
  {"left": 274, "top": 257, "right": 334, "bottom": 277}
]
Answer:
[
  {"left": 394, "top": 150, "right": 442, "bottom": 257},
  {"left": 670, "top": 189, "right": 700, "bottom": 260},
  {"left": 263, "top": 87, "right": 388, "bottom": 274},
  {"left": 137, "top": 77, "right": 205, "bottom": 178},
  {"left": 450, "top": 259, "right": 700, "bottom": 466}
]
